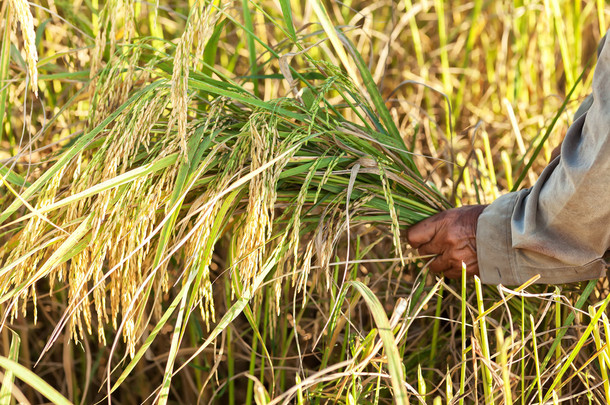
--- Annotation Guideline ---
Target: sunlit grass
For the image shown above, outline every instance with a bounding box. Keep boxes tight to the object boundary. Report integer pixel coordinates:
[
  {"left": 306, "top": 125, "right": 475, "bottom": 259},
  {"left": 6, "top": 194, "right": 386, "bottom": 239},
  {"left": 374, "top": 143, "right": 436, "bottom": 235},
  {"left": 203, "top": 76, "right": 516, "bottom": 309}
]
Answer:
[{"left": 0, "top": 0, "right": 608, "bottom": 403}]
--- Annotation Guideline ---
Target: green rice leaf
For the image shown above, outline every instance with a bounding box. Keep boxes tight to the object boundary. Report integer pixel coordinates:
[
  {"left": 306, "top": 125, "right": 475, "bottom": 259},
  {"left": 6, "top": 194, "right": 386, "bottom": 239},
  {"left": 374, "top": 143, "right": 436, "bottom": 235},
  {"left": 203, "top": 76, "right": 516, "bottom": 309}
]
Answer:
[
  {"left": 348, "top": 281, "right": 409, "bottom": 404},
  {"left": 0, "top": 330, "right": 20, "bottom": 405},
  {"left": 0, "top": 356, "right": 72, "bottom": 405}
]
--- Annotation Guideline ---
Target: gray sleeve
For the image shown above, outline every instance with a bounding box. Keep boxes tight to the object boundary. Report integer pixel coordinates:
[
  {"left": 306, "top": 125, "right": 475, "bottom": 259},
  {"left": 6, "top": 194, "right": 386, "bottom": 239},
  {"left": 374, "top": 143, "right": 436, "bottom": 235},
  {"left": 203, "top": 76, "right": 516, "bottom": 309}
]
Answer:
[{"left": 477, "top": 34, "right": 610, "bottom": 285}]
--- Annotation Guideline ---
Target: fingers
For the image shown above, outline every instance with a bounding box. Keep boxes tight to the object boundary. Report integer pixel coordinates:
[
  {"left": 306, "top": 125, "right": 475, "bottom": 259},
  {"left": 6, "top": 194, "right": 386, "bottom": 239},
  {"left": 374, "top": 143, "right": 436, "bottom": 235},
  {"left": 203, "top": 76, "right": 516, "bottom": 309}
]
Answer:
[
  {"left": 408, "top": 205, "right": 487, "bottom": 280},
  {"left": 416, "top": 241, "right": 441, "bottom": 257},
  {"left": 406, "top": 213, "right": 444, "bottom": 248},
  {"left": 427, "top": 251, "right": 451, "bottom": 274},
  {"left": 445, "top": 261, "right": 479, "bottom": 279},
  {"left": 424, "top": 254, "right": 479, "bottom": 279}
]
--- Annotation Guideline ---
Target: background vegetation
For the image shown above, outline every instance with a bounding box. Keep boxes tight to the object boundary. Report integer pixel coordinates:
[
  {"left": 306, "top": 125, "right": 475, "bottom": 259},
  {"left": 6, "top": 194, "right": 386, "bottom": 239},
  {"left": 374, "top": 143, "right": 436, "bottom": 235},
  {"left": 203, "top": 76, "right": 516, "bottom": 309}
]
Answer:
[{"left": 0, "top": 0, "right": 608, "bottom": 403}]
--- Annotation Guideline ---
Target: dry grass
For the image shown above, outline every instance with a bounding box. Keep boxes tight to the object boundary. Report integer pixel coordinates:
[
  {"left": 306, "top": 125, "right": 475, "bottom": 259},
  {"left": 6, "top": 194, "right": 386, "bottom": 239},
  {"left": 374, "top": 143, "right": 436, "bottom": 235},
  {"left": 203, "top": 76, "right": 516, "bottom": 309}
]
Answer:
[{"left": 0, "top": 0, "right": 608, "bottom": 404}]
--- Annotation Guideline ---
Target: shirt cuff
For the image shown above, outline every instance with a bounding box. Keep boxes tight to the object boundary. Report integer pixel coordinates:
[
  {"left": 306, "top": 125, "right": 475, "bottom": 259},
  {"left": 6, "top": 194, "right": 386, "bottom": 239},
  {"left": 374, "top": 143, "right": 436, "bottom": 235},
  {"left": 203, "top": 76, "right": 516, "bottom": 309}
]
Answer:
[
  {"left": 476, "top": 190, "right": 608, "bottom": 286},
  {"left": 476, "top": 192, "right": 521, "bottom": 285}
]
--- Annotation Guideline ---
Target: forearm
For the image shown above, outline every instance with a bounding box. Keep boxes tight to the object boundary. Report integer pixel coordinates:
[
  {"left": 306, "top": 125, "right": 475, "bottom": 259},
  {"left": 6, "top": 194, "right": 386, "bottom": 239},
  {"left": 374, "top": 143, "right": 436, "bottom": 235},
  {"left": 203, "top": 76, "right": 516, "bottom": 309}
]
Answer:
[{"left": 477, "top": 40, "right": 610, "bottom": 285}]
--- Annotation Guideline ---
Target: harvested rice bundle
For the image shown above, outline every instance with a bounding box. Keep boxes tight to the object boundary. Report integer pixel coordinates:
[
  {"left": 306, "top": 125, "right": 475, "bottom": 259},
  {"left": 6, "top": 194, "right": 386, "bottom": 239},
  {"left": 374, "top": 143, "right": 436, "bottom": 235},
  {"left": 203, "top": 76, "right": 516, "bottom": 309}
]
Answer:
[{"left": 0, "top": 0, "right": 448, "bottom": 398}]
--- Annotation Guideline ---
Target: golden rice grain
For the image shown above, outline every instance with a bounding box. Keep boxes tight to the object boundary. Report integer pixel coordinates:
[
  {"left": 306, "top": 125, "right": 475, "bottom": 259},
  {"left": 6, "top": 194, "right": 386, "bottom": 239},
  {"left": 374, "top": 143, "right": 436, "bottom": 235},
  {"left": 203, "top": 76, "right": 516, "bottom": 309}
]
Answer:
[
  {"left": 9, "top": 0, "right": 38, "bottom": 96},
  {"left": 169, "top": 4, "right": 219, "bottom": 157}
]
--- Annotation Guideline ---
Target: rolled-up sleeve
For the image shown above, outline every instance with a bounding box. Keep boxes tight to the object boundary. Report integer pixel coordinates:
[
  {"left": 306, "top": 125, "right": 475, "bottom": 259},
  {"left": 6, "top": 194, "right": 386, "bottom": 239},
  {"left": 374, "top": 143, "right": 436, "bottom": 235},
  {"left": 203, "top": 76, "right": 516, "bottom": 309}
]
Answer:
[{"left": 477, "top": 34, "right": 610, "bottom": 285}]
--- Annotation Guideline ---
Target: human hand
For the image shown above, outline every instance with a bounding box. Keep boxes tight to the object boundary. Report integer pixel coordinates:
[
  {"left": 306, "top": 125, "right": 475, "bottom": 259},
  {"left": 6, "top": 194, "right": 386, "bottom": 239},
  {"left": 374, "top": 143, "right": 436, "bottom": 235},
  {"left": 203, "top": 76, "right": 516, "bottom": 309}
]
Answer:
[
  {"left": 550, "top": 143, "right": 562, "bottom": 161},
  {"left": 406, "top": 205, "right": 488, "bottom": 279}
]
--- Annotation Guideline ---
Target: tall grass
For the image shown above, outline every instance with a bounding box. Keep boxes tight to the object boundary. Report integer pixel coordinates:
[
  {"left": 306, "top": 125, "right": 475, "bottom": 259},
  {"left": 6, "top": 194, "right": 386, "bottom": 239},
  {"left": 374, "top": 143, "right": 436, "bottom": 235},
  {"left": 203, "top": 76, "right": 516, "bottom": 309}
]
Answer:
[{"left": 0, "top": 0, "right": 608, "bottom": 403}]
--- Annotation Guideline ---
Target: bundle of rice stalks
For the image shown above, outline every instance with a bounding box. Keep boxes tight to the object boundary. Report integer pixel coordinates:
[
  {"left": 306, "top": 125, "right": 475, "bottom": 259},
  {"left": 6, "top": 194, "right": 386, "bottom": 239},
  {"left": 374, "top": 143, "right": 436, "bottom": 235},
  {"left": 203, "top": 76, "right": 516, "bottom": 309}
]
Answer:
[
  {"left": 3, "top": 0, "right": 609, "bottom": 403},
  {"left": 0, "top": 0, "right": 448, "bottom": 401}
]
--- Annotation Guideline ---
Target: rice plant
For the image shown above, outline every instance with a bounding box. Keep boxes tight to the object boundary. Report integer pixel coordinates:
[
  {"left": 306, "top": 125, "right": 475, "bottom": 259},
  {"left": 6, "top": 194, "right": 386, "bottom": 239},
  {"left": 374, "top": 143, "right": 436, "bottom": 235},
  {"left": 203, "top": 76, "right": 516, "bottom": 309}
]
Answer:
[{"left": 0, "top": 0, "right": 609, "bottom": 403}]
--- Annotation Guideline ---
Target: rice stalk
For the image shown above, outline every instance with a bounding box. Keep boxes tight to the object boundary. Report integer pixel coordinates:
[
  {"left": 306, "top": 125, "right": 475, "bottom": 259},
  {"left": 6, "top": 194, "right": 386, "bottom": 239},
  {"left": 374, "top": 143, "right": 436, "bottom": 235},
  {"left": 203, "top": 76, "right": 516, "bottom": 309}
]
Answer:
[
  {"left": 0, "top": 330, "right": 19, "bottom": 405},
  {"left": 0, "top": 0, "right": 608, "bottom": 403},
  {"left": 7, "top": 0, "right": 38, "bottom": 96},
  {"left": 474, "top": 276, "right": 494, "bottom": 404},
  {"left": 589, "top": 306, "right": 610, "bottom": 402},
  {"left": 0, "top": 5, "right": 13, "bottom": 146},
  {"left": 530, "top": 314, "right": 544, "bottom": 404}
]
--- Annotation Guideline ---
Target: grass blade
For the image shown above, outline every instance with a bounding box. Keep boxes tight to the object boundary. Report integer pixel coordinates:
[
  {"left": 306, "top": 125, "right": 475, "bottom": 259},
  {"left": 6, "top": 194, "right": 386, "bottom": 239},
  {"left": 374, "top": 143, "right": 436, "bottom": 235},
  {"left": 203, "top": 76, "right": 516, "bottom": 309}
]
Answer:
[
  {"left": 278, "top": 0, "right": 296, "bottom": 42},
  {"left": 542, "top": 294, "right": 610, "bottom": 402},
  {"left": 348, "top": 280, "right": 408, "bottom": 404},
  {"left": 241, "top": 0, "right": 259, "bottom": 96},
  {"left": 0, "top": 356, "right": 72, "bottom": 405},
  {"left": 0, "top": 330, "right": 20, "bottom": 405},
  {"left": 474, "top": 276, "right": 494, "bottom": 404},
  {"left": 0, "top": 4, "right": 12, "bottom": 147}
]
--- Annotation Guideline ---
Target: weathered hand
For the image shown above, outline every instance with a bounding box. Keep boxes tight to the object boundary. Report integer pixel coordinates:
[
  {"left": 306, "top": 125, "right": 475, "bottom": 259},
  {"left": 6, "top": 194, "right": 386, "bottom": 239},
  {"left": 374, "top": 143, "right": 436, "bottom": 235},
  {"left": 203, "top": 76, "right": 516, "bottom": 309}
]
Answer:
[
  {"left": 550, "top": 143, "right": 562, "bottom": 161},
  {"left": 406, "top": 205, "right": 488, "bottom": 279}
]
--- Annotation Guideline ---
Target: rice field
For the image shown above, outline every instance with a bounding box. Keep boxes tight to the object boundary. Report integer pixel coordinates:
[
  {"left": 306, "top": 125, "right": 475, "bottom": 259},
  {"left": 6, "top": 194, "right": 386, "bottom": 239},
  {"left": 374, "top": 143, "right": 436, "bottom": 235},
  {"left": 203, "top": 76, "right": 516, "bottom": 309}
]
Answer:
[{"left": 0, "top": 0, "right": 609, "bottom": 403}]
